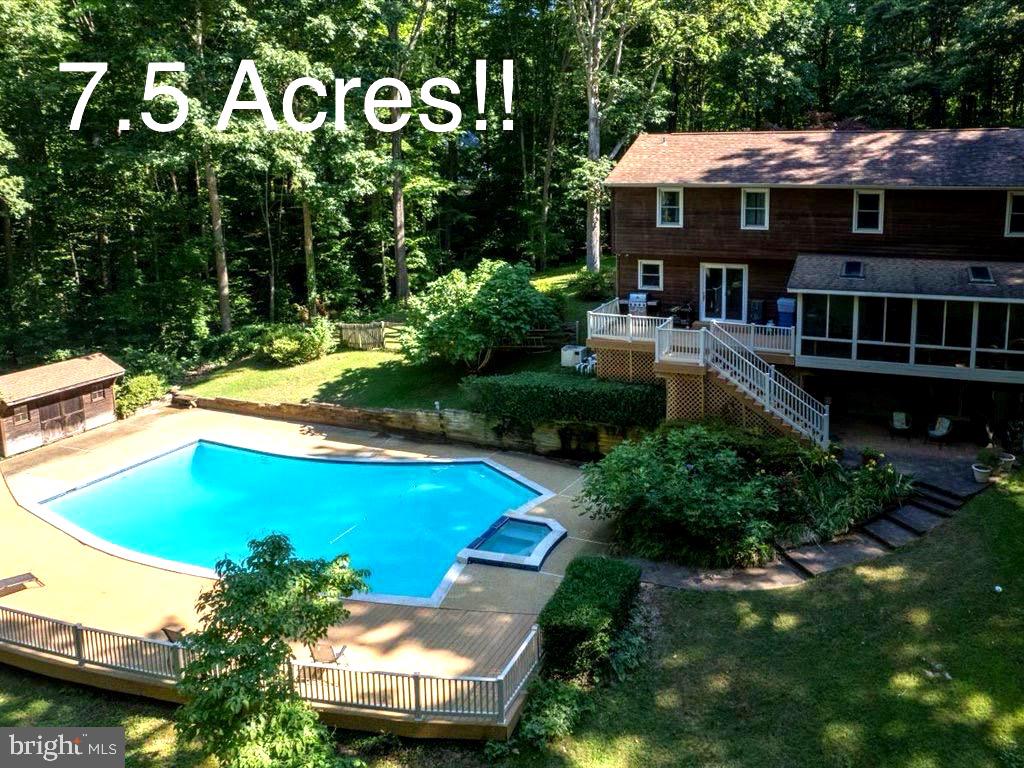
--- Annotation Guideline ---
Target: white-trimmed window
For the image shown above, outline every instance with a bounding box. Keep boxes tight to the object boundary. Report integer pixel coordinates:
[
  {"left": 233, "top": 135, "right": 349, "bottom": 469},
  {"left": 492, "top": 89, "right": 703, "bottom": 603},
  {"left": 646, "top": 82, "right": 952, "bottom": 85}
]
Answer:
[
  {"left": 741, "top": 188, "right": 769, "bottom": 230},
  {"left": 700, "top": 263, "right": 748, "bottom": 322},
  {"left": 637, "top": 260, "right": 664, "bottom": 291},
  {"left": 91, "top": 387, "right": 106, "bottom": 402},
  {"left": 1006, "top": 191, "right": 1024, "bottom": 237},
  {"left": 656, "top": 187, "right": 683, "bottom": 227},
  {"left": 853, "top": 189, "right": 884, "bottom": 233},
  {"left": 13, "top": 405, "right": 29, "bottom": 425}
]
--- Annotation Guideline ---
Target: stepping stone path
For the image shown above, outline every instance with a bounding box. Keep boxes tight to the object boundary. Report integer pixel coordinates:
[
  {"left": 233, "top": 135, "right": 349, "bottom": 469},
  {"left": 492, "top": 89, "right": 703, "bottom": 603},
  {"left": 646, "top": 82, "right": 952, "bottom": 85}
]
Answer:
[{"left": 632, "top": 479, "right": 985, "bottom": 591}]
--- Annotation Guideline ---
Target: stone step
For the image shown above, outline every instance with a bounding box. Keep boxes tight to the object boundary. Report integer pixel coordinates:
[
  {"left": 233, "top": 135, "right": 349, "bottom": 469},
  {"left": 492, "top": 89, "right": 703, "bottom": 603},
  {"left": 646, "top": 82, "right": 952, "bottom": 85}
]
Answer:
[
  {"left": 909, "top": 494, "right": 956, "bottom": 517},
  {"left": 886, "top": 503, "right": 948, "bottom": 535},
  {"left": 862, "top": 518, "right": 920, "bottom": 548},
  {"left": 915, "top": 480, "right": 975, "bottom": 505},
  {"left": 784, "top": 533, "right": 888, "bottom": 576}
]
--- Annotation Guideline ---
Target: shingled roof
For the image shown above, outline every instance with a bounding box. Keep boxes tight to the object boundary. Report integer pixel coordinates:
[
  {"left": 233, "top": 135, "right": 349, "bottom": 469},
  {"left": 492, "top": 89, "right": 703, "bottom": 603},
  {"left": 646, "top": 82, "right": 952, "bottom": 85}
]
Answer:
[
  {"left": 788, "top": 254, "right": 1024, "bottom": 301},
  {"left": 605, "top": 129, "right": 1024, "bottom": 188},
  {"left": 0, "top": 354, "right": 125, "bottom": 406}
]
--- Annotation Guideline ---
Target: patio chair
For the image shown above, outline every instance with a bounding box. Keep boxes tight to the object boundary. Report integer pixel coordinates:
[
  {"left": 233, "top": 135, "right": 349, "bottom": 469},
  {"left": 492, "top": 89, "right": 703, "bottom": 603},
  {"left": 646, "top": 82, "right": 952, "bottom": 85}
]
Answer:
[
  {"left": 889, "top": 411, "right": 912, "bottom": 441},
  {"left": 0, "top": 572, "right": 43, "bottom": 599},
  {"left": 161, "top": 624, "right": 185, "bottom": 643},
  {"left": 310, "top": 639, "right": 347, "bottom": 665},
  {"left": 926, "top": 416, "right": 953, "bottom": 448},
  {"left": 576, "top": 353, "right": 597, "bottom": 375}
]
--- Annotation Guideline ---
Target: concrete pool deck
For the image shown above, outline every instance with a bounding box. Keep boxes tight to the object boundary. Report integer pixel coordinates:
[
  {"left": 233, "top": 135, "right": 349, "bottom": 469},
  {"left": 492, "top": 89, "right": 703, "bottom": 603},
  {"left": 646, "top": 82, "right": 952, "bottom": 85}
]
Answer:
[{"left": 0, "top": 405, "right": 609, "bottom": 681}]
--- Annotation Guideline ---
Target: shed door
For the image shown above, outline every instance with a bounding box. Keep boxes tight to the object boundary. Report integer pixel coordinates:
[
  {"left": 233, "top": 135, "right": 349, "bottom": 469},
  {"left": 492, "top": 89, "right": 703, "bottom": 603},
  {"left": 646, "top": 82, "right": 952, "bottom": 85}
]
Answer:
[
  {"left": 39, "top": 402, "right": 64, "bottom": 444},
  {"left": 62, "top": 394, "right": 85, "bottom": 436}
]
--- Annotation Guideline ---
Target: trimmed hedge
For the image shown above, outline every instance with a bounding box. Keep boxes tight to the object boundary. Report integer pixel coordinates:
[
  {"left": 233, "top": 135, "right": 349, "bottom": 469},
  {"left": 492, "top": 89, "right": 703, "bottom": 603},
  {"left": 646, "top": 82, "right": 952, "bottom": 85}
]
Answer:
[
  {"left": 538, "top": 556, "right": 641, "bottom": 678},
  {"left": 460, "top": 372, "right": 664, "bottom": 433},
  {"left": 114, "top": 374, "right": 166, "bottom": 419}
]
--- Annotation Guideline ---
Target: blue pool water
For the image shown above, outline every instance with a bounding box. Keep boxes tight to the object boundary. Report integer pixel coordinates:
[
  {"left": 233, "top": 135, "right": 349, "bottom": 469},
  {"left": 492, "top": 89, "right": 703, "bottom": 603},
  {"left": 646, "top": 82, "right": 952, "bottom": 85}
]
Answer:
[
  {"left": 43, "top": 441, "right": 542, "bottom": 599},
  {"left": 477, "top": 520, "right": 551, "bottom": 556}
]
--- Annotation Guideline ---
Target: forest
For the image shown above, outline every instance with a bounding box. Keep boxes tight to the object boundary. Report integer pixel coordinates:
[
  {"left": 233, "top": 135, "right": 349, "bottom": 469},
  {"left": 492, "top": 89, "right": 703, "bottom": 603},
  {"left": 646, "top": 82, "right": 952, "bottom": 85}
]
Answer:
[{"left": 0, "top": 0, "right": 1022, "bottom": 372}]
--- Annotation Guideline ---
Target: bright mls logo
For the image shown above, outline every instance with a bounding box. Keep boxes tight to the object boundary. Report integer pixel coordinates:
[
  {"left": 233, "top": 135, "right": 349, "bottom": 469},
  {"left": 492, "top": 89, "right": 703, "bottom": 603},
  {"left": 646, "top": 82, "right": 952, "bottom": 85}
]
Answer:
[{"left": 1, "top": 728, "right": 124, "bottom": 767}]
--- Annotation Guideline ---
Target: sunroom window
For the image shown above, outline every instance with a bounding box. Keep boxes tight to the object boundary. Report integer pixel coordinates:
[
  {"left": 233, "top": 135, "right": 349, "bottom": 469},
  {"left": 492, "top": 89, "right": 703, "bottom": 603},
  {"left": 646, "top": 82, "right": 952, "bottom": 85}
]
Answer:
[
  {"left": 976, "top": 303, "right": 1024, "bottom": 371},
  {"left": 857, "top": 296, "right": 912, "bottom": 363},
  {"left": 741, "top": 188, "right": 769, "bottom": 230},
  {"left": 800, "top": 294, "right": 853, "bottom": 358},
  {"left": 914, "top": 299, "right": 973, "bottom": 367},
  {"left": 657, "top": 187, "right": 683, "bottom": 227}
]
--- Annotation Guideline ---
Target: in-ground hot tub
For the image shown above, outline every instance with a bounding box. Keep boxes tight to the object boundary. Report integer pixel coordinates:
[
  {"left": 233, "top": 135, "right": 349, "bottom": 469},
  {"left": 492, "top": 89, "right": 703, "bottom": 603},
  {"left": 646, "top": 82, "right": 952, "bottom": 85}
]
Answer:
[{"left": 458, "top": 515, "right": 566, "bottom": 571}]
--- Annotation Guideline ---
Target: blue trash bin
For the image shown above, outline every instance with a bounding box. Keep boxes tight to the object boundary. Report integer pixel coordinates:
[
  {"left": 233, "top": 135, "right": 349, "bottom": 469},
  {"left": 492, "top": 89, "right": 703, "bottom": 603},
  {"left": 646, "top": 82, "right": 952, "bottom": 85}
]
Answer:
[{"left": 776, "top": 297, "right": 796, "bottom": 328}]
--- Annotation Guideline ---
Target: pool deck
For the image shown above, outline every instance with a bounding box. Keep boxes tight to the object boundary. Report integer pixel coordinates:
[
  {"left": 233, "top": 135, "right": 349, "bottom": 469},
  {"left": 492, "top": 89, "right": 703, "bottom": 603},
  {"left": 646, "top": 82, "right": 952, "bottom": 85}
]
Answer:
[{"left": 0, "top": 405, "right": 608, "bottom": 734}]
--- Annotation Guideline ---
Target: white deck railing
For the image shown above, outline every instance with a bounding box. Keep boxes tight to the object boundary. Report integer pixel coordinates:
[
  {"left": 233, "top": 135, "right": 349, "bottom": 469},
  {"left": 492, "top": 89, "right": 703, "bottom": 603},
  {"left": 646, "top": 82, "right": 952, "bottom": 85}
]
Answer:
[
  {"left": 587, "top": 300, "right": 665, "bottom": 342},
  {"left": 715, "top": 321, "right": 795, "bottom": 356},
  {"left": 0, "top": 604, "right": 541, "bottom": 725},
  {"left": 703, "top": 324, "right": 829, "bottom": 447},
  {"left": 654, "top": 319, "right": 704, "bottom": 364}
]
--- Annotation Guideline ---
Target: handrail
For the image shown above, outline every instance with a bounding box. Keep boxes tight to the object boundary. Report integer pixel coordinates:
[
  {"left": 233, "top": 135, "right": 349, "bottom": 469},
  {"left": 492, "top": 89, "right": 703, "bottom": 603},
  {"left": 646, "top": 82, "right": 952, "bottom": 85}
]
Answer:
[
  {"left": 705, "top": 324, "right": 829, "bottom": 447},
  {"left": 0, "top": 602, "right": 541, "bottom": 725},
  {"left": 715, "top": 321, "right": 795, "bottom": 355}
]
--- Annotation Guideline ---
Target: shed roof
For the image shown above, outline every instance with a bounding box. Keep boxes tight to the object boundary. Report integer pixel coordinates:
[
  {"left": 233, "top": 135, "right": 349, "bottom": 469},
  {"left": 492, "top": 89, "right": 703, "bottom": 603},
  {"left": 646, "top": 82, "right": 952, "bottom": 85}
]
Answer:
[
  {"left": 0, "top": 354, "right": 125, "bottom": 406},
  {"left": 605, "top": 129, "right": 1024, "bottom": 188},
  {"left": 787, "top": 254, "right": 1024, "bottom": 302}
]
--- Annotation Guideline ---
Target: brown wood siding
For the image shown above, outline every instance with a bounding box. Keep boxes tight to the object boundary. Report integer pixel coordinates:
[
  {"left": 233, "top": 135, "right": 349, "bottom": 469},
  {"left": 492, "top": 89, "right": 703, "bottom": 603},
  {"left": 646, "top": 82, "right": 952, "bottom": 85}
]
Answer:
[
  {"left": 0, "top": 378, "right": 118, "bottom": 457},
  {"left": 611, "top": 187, "right": 1024, "bottom": 261},
  {"left": 611, "top": 186, "right": 1024, "bottom": 313}
]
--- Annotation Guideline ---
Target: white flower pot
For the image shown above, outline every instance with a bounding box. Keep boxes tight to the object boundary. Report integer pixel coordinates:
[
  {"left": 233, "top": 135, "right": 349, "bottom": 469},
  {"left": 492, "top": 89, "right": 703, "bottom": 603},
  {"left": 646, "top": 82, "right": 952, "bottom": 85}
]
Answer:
[
  {"left": 999, "top": 453, "right": 1016, "bottom": 473},
  {"left": 972, "top": 464, "right": 993, "bottom": 484}
]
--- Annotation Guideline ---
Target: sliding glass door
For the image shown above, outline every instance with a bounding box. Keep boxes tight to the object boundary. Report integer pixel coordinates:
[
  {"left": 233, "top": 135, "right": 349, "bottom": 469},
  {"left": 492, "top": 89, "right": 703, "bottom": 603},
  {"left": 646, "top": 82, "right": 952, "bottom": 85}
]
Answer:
[{"left": 700, "top": 263, "right": 748, "bottom": 322}]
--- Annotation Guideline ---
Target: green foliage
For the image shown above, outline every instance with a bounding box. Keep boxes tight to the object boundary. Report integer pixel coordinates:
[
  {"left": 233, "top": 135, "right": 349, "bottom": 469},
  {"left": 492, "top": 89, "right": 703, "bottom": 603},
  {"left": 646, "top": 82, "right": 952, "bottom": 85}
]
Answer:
[
  {"left": 114, "top": 374, "right": 166, "bottom": 419},
  {"left": 538, "top": 556, "right": 641, "bottom": 679},
  {"left": 261, "top": 318, "right": 336, "bottom": 367},
  {"left": 201, "top": 324, "right": 273, "bottom": 365},
  {"left": 567, "top": 268, "right": 613, "bottom": 301},
  {"left": 581, "top": 424, "right": 915, "bottom": 566},
  {"left": 977, "top": 447, "right": 1002, "bottom": 469},
  {"left": 580, "top": 426, "right": 782, "bottom": 567},
  {"left": 402, "top": 260, "right": 558, "bottom": 371},
  {"left": 461, "top": 372, "right": 665, "bottom": 433},
  {"left": 177, "top": 535, "right": 367, "bottom": 768},
  {"left": 484, "top": 679, "right": 591, "bottom": 760}
]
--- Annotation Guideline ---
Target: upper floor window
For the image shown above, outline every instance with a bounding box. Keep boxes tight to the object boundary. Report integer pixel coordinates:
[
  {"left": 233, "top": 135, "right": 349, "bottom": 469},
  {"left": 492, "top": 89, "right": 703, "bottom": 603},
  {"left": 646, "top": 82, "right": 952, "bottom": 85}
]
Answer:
[
  {"left": 853, "top": 189, "right": 884, "bottom": 234},
  {"left": 1006, "top": 192, "right": 1024, "bottom": 237},
  {"left": 13, "top": 405, "right": 29, "bottom": 425},
  {"left": 657, "top": 187, "right": 683, "bottom": 227},
  {"left": 741, "top": 188, "right": 769, "bottom": 230},
  {"left": 637, "top": 260, "right": 664, "bottom": 291}
]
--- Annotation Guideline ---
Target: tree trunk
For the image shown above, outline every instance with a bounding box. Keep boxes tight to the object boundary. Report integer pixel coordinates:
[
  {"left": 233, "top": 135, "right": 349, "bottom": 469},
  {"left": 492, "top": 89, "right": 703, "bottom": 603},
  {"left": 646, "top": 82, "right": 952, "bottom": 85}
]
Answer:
[
  {"left": 205, "top": 159, "right": 231, "bottom": 332},
  {"left": 585, "top": 64, "right": 601, "bottom": 272},
  {"left": 540, "top": 54, "right": 569, "bottom": 271},
  {"left": 261, "top": 172, "right": 275, "bottom": 323},
  {"left": 302, "top": 197, "right": 317, "bottom": 317},
  {"left": 391, "top": 120, "right": 409, "bottom": 301},
  {"left": 2, "top": 210, "right": 12, "bottom": 289}
]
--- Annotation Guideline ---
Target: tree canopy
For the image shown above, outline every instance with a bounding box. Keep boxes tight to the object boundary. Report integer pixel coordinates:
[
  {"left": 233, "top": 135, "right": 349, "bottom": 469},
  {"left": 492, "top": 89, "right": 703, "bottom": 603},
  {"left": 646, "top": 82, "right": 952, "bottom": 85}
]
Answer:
[{"left": 0, "top": 0, "right": 1020, "bottom": 370}]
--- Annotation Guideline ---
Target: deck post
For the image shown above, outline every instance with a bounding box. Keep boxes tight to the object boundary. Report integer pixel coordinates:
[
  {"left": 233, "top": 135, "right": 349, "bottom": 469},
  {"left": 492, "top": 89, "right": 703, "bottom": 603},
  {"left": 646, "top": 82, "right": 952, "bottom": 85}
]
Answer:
[
  {"left": 170, "top": 644, "right": 183, "bottom": 679},
  {"left": 497, "top": 676, "right": 507, "bottom": 724},
  {"left": 72, "top": 623, "right": 85, "bottom": 665},
  {"left": 766, "top": 365, "right": 776, "bottom": 414},
  {"left": 822, "top": 404, "right": 830, "bottom": 448},
  {"left": 413, "top": 672, "right": 423, "bottom": 720}
]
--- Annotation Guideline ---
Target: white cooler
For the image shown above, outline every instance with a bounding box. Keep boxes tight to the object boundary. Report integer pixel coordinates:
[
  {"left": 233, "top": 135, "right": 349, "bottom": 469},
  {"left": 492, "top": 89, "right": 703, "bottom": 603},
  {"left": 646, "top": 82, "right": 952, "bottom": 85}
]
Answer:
[{"left": 561, "top": 344, "right": 587, "bottom": 367}]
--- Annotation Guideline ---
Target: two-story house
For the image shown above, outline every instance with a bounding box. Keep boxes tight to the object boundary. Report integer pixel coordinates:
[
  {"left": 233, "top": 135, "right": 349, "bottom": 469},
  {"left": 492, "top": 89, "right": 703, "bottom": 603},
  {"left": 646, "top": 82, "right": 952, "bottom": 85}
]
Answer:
[{"left": 589, "top": 128, "right": 1024, "bottom": 446}]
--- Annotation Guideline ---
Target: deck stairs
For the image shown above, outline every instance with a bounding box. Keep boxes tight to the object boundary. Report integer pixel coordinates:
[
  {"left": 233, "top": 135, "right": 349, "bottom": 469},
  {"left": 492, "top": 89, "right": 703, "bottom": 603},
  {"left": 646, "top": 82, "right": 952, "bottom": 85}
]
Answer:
[{"left": 700, "top": 323, "right": 829, "bottom": 447}]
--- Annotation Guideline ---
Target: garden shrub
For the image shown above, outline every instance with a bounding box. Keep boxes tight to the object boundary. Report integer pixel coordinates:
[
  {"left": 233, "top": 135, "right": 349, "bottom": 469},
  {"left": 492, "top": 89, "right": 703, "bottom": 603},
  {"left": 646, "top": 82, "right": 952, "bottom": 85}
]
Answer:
[
  {"left": 200, "top": 323, "right": 271, "bottom": 364},
  {"left": 581, "top": 423, "right": 913, "bottom": 566},
  {"left": 538, "top": 556, "right": 641, "bottom": 679},
  {"left": 260, "top": 318, "right": 335, "bottom": 367},
  {"left": 114, "top": 374, "right": 166, "bottom": 418},
  {"left": 402, "top": 259, "right": 558, "bottom": 371},
  {"left": 580, "top": 426, "right": 782, "bottom": 567},
  {"left": 567, "top": 268, "right": 613, "bottom": 300},
  {"left": 461, "top": 372, "right": 664, "bottom": 433}
]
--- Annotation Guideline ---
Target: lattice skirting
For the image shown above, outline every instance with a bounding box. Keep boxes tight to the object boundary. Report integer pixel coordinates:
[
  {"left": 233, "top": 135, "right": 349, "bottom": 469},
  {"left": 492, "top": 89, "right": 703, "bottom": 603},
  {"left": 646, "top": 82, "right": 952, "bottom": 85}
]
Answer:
[
  {"left": 595, "top": 348, "right": 657, "bottom": 384},
  {"left": 662, "top": 370, "right": 791, "bottom": 439}
]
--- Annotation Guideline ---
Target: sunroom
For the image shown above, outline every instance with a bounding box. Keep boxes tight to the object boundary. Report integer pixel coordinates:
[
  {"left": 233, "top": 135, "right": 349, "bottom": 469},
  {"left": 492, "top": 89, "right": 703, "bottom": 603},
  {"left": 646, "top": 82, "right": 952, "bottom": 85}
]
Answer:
[{"left": 789, "top": 255, "right": 1024, "bottom": 384}]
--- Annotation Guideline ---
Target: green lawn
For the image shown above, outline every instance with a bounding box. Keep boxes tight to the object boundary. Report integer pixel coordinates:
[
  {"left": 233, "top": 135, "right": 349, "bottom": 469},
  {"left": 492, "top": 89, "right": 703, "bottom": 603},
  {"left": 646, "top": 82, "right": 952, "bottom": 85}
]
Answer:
[
  {"left": 184, "top": 349, "right": 563, "bottom": 410},
  {"left": 184, "top": 260, "right": 605, "bottom": 409},
  {"left": 2, "top": 477, "right": 1022, "bottom": 767}
]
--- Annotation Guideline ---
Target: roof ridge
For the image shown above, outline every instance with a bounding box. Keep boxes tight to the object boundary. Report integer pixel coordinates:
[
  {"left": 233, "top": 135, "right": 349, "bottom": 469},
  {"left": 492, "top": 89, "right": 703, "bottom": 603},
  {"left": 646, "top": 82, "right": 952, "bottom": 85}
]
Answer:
[{"left": 641, "top": 128, "right": 1022, "bottom": 136}]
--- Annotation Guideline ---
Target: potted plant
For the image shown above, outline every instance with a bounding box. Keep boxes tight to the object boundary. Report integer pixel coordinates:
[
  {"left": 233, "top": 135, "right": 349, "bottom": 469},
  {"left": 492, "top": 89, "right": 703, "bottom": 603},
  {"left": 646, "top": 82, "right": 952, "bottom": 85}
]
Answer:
[
  {"left": 998, "top": 450, "right": 1016, "bottom": 473},
  {"left": 974, "top": 447, "right": 1001, "bottom": 483}
]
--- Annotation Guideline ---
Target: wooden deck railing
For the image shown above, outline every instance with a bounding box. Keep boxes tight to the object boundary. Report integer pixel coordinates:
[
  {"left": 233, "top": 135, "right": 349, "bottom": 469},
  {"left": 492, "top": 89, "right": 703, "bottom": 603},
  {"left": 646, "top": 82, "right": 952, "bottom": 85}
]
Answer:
[{"left": 0, "top": 604, "right": 541, "bottom": 724}]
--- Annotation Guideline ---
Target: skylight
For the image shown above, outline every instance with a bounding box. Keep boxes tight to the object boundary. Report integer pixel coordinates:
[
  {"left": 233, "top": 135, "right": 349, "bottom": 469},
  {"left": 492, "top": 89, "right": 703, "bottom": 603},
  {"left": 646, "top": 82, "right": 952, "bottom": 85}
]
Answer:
[
  {"left": 841, "top": 260, "right": 865, "bottom": 278},
  {"left": 969, "top": 265, "right": 994, "bottom": 284}
]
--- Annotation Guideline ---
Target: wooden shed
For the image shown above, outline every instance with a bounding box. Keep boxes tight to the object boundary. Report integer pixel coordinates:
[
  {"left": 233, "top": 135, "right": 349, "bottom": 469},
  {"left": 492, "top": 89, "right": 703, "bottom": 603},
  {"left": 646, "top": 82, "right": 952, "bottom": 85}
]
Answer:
[{"left": 0, "top": 354, "right": 125, "bottom": 457}]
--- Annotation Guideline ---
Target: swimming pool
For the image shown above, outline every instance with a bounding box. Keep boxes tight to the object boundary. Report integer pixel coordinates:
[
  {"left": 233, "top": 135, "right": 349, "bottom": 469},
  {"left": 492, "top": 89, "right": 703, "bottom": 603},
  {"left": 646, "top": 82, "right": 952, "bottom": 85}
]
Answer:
[{"left": 37, "top": 440, "right": 555, "bottom": 604}]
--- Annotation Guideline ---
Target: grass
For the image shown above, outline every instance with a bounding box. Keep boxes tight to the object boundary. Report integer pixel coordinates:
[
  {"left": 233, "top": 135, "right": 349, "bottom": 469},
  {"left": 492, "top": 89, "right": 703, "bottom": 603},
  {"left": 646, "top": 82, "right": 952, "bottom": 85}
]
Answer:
[
  {"left": 184, "top": 260, "right": 609, "bottom": 410},
  {"left": 2, "top": 476, "right": 1023, "bottom": 766}
]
